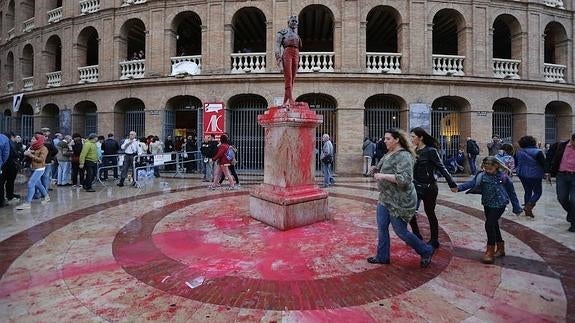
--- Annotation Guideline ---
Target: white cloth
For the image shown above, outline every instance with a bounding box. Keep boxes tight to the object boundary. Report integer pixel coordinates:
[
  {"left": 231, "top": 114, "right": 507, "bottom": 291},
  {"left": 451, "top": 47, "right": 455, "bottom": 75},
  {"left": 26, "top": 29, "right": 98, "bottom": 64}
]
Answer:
[{"left": 171, "top": 61, "right": 199, "bottom": 76}]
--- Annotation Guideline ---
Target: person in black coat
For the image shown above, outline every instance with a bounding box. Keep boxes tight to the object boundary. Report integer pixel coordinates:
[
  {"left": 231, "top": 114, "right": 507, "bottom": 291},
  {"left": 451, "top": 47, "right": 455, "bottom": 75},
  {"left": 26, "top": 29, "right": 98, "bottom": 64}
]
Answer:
[
  {"left": 409, "top": 127, "right": 458, "bottom": 248},
  {"left": 545, "top": 133, "right": 575, "bottom": 232}
]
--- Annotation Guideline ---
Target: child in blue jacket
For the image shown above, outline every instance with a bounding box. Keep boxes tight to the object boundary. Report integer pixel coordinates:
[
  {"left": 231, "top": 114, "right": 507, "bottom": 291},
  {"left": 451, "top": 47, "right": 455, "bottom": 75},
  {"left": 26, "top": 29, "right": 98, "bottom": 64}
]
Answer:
[{"left": 452, "top": 156, "right": 521, "bottom": 264}]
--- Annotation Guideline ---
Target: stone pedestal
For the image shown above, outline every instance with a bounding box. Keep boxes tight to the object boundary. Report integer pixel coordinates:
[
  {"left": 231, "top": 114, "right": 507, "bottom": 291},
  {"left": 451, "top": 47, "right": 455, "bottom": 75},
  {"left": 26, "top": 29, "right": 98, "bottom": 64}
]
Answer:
[{"left": 250, "top": 102, "right": 329, "bottom": 230}]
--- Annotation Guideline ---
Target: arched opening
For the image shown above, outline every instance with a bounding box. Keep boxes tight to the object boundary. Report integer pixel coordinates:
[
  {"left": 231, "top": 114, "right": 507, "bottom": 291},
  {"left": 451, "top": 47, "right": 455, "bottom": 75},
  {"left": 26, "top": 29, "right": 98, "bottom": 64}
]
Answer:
[
  {"left": 45, "top": 35, "right": 62, "bottom": 87},
  {"left": 364, "top": 94, "right": 404, "bottom": 139},
  {"left": 3, "top": 109, "right": 12, "bottom": 133},
  {"left": 17, "top": 103, "right": 34, "bottom": 145},
  {"left": 120, "top": 18, "right": 146, "bottom": 61},
  {"left": 22, "top": 0, "right": 35, "bottom": 20},
  {"left": 77, "top": 26, "right": 99, "bottom": 83},
  {"left": 492, "top": 98, "right": 527, "bottom": 145},
  {"left": 172, "top": 11, "right": 202, "bottom": 56},
  {"left": 545, "top": 101, "right": 573, "bottom": 143},
  {"left": 164, "top": 95, "right": 202, "bottom": 143},
  {"left": 544, "top": 22, "right": 568, "bottom": 65},
  {"left": 6, "top": 1, "right": 15, "bottom": 34},
  {"left": 46, "top": 0, "right": 62, "bottom": 10},
  {"left": 230, "top": 7, "right": 266, "bottom": 73},
  {"left": 296, "top": 93, "right": 337, "bottom": 170},
  {"left": 431, "top": 97, "right": 466, "bottom": 161},
  {"left": 22, "top": 44, "right": 34, "bottom": 77},
  {"left": 40, "top": 104, "right": 60, "bottom": 133},
  {"left": 228, "top": 94, "right": 267, "bottom": 171},
  {"left": 366, "top": 6, "right": 402, "bottom": 73},
  {"left": 492, "top": 14, "right": 522, "bottom": 78},
  {"left": 6, "top": 51, "right": 14, "bottom": 84},
  {"left": 298, "top": 5, "right": 335, "bottom": 72},
  {"left": 114, "top": 98, "right": 145, "bottom": 138},
  {"left": 432, "top": 9, "right": 466, "bottom": 75},
  {"left": 73, "top": 101, "right": 97, "bottom": 137}
]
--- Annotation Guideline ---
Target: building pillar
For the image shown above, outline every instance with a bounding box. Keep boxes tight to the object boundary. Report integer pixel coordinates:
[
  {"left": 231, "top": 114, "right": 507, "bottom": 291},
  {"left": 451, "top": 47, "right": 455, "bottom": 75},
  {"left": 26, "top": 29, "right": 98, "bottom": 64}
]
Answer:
[{"left": 335, "top": 106, "right": 364, "bottom": 175}]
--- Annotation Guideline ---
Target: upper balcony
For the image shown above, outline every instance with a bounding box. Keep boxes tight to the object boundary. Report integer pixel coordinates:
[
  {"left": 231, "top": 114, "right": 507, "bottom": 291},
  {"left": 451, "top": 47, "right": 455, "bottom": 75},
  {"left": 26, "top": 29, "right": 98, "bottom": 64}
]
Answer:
[
  {"left": 22, "top": 18, "right": 35, "bottom": 33},
  {"left": 47, "top": 7, "right": 63, "bottom": 24},
  {"left": 543, "top": 0, "right": 565, "bottom": 8},
  {"left": 80, "top": 0, "right": 101, "bottom": 15},
  {"left": 122, "top": 0, "right": 147, "bottom": 6}
]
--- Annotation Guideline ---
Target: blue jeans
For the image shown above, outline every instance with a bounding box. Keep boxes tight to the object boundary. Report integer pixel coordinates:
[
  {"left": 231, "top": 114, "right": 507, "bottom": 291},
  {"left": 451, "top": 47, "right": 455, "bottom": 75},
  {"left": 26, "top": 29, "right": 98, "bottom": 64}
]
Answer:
[
  {"left": 506, "top": 179, "right": 523, "bottom": 214},
  {"left": 468, "top": 155, "right": 477, "bottom": 175},
  {"left": 321, "top": 162, "right": 334, "bottom": 187},
  {"left": 375, "top": 203, "right": 433, "bottom": 262},
  {"left": 519, "top": 176, "right": 543, "bottom": 205},
  {"left": 556, "top": 172, "right": 575, "bottom": 223},
  {"left": 204, "top": 160, "right": 213, "bottom": 181},
  {"left": 27, "top": 169, "right": 48, "bottom": 203},
  {"left": 41, "top": 163, "right": 53, "bottom": 191},
  {"left": 57, "top": 161, "right": 71, "bottom": 185}
]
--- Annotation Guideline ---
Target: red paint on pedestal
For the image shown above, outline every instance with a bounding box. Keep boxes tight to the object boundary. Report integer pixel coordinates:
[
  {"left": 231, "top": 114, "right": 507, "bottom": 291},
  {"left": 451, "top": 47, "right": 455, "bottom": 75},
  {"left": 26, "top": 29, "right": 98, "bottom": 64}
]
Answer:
[{"left": 250, "top": 102, "right": 329, "bottom": 230}]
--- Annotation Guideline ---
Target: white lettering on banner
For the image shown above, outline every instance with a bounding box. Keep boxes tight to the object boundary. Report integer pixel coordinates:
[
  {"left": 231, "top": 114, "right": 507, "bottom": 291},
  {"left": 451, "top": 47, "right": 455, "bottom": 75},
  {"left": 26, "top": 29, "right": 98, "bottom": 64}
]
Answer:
[
  {"left": 205, "top": 114, "right": 223, "bottom": 133},
  {"left": 153, "top": 154, "right": 165, "bottom": 166},
  {"left": 204, "top": 103, "right": 223, "bottom": 113}
]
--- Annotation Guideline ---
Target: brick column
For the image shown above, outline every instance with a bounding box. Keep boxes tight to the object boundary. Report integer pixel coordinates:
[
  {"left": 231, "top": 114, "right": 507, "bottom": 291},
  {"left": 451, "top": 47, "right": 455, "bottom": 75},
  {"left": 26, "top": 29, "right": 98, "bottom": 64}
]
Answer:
[
  {"left": 335, "top": 106, "right": 364, "bottom": 175},
  {"left": 341, "top": 1, "right": 359, "bottom": 72}
]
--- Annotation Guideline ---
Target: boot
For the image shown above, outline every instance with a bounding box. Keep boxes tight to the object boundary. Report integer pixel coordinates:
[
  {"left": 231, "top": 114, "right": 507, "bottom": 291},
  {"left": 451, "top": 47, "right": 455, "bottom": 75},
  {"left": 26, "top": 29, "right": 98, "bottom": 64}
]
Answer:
[
  {"left": 481, "top": 245, "right": 496, "bottom": 264},
  {"left": 524, "top": 202, "right": 535, "bottom": 218},
  {"left": 494, "top": 242, "right": 505, "bottom": 258}
]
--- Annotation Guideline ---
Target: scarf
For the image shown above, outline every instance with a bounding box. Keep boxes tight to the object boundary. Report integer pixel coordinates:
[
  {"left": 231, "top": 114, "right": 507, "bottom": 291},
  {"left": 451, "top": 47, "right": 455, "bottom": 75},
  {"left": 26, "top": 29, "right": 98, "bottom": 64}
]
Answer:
[{"left": 30, "top": 134, "right": 45, "bottom": 150}]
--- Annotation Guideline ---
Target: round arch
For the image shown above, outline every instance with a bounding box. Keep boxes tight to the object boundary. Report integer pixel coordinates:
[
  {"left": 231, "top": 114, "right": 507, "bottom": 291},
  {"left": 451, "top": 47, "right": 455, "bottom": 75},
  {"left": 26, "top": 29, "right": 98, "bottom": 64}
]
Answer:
[
  {"left": 77, "top": 26, "right": 99, "bottom": 68},
  {"left": 228, "top": 94, "right": 267, "bottom": 171},
  {"left": 22, "top": 44, "right": 34, "bottom": 78},
  {"left": 164, "top": 95, "right": 203, "bottom": 141},
  {"left": 493, "top": 14, "right": 522, "bottom": 60},
  {"left": 45, "top": 34, "right": 62, "bottom": 73},
  {"left": 73, "top": 101, "right": 98, "bottom": 137},
  {"left": 40, "top": 104, "right": 60, "bottom": 133},
  {"left": 364, "top": 94, "right": 406, "bottom": 139},
  {"left": 119, "top": 18, "right": 146, "bottom": 61},
  {"left": 545, "top": 101, "right": 573, "bottom": 143},
  {"left": 6, "top": 51, "right": 14, "bottom": 82},
  {"left": 432, "top": 8, "right": 467, "bottom": 56},
  {"left": 298, "top": 5, "right": 335, "bottom": 52},
  {"left": 171, "top": 11, "right": 202, "bottom": 57},
  {"left": 492, "top": 98, "right": 527, "bottom": 145},
  {"left": 231, "top": 7, "right": 267, "bottom": 53},
  {"left": 366, "top": 6, "right": 402, "bottom": 53},
  {"left": 114, "top": 98, "right": 145, "bottom": 138},
  {"left": 544, "top": 22, "right": 568, "bottom": 66},
  {"left": 431, "top": 96, "right": 470, "bottom": 161}
]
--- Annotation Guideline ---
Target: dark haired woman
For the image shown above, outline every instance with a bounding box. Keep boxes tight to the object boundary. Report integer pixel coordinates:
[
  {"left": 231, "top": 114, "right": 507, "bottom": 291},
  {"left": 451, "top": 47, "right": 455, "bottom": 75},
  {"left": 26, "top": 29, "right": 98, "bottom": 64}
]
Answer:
[
  {"left": 209, "top": 134, "right": 237, "bottom": 190},
  {"left": 367, "top": 128, "right": 435, "bottom": 268},
  {"left": 516, "top": 135, "right": 545, "bottom": 217},
  {"left": 409, "top": 127, "right": 458, "bottom": 249}
]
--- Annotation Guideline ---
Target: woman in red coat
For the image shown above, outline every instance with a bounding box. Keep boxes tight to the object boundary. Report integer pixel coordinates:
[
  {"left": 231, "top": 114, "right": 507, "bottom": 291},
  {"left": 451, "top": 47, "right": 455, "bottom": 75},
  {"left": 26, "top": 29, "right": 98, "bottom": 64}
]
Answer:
[{"left": 209, "top": 134, "right": 237, "bottom": 189}]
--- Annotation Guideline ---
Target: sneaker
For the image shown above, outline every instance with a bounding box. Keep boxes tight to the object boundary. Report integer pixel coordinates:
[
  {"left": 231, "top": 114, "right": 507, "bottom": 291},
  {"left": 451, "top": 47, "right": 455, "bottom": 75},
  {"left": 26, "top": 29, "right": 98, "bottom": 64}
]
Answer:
[
  {"left": 7, "top": 198, "right": 20, "bottom": 205},
  {"left": 208, "top": 185, "right": 220, "bottom": 190},
  {"left": 420, "top": 248, "right": 435, "bottom": 268},
  {"left": 16, "top": 203, "right": 31, "bottom": 210},
  {"left": 41, "top": 196, "right": 51, "bottom": 204}
]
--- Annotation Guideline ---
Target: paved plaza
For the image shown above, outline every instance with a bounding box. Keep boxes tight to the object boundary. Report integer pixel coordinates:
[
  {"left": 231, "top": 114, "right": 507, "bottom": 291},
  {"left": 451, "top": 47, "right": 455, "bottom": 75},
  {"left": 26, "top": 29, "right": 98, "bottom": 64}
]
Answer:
[{"left": 0, "top": 175, "right": 573, "bottom": 322}]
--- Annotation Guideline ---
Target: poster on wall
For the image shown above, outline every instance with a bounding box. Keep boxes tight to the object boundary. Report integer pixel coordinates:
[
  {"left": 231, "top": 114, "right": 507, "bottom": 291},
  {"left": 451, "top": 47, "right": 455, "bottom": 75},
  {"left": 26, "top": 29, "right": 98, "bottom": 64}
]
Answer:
[
  {"left": 409, "top": 103, "right": 431, "bottom": 133},
  {"left": 59, "top": 108, "right": 72, "bottom": 135},
  {"left": 203, "top": 102, "right": 225, "bottom": 136}
]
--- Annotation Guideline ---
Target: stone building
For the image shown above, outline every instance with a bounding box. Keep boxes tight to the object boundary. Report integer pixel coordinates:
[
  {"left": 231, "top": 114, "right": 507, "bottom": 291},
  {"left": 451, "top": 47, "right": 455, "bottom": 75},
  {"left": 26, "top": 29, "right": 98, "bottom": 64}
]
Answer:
[{"left": 0, "top": 0, "right": 573, "bottom": 174}]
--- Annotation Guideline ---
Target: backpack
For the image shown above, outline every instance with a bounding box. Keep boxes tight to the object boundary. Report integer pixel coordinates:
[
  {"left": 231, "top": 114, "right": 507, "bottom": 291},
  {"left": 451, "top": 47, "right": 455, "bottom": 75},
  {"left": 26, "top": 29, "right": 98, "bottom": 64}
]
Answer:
[
  {"left": 468, "top": 140, "right": 480, "bottom": 156},
  {"left": 226, "top": 146, "right": 236, "bottom": 161}
]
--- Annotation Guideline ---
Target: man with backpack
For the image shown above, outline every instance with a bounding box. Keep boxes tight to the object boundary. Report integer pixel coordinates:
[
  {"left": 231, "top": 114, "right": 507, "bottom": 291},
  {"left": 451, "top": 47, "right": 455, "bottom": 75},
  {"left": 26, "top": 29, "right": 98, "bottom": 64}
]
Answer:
[{"left": 466, "top": 136, "right": 480, "bottom": 175}]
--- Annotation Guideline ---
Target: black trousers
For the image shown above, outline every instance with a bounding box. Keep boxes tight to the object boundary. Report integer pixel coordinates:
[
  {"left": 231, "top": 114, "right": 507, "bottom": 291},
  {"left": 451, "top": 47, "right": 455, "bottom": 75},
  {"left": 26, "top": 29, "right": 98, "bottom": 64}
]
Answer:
[
  {"left": 409, "top": 182, "right": 439, "bottom": 243},
  {"left": 484, "top": 206, "right": 505, "bottom": 245},
  {"left": 71, "top": 161, "right": 85, "bottom": 185},
  {"left": 100, "top": 155, "right": 118, "bottom": 179},
  {"left": 0, "top": 162, "right": 19, "bottom": 204},
  {"left": 83, "top": 161, "right": 97, "bottom": 189}
]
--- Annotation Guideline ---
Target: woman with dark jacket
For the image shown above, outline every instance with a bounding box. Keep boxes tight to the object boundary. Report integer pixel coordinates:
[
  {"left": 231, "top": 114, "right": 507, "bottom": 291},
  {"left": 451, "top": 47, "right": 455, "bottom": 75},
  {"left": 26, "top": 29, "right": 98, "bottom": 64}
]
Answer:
[
  {"left": 515, "top": 136, "right": 546, "bottom": 218},
  {"left": 70, "top": 133, "right": 85, "bottom": 187},
  {"left": 409, "top": 127, "right": 458, "bottom": 248},
  {"left": 209, "top": 134, "right": 237, "bottom": 190}
]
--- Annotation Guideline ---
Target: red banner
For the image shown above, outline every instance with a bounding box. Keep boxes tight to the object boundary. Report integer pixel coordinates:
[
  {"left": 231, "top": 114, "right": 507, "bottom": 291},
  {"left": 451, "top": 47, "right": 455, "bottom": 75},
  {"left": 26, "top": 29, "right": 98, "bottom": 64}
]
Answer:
[{"left": 203, "top": 102, "right": 225, "bottom": 135}]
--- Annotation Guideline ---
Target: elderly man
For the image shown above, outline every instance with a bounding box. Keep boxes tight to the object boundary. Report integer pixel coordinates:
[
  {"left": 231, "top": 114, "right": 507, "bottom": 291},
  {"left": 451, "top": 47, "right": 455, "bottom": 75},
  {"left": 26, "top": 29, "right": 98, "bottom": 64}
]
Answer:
[
  {"left": 117, "top": 131, "right": 139, "bottom": 187},
  {"left": 274, "top": 15, "right": 302, "bottom": 107},
  {"left": 320, "top": 134, "right": 335, "bottom": 188}
]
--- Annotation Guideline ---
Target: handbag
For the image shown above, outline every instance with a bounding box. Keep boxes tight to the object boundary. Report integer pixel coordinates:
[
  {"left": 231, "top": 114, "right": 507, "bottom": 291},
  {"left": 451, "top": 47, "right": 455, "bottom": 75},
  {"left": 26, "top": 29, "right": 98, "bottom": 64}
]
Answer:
[
  {"left": 321, "top": 155, "right": 333, "bottom": 164},
  {"left": 413, "top": 181, "right": 431, "bottom": 196}
]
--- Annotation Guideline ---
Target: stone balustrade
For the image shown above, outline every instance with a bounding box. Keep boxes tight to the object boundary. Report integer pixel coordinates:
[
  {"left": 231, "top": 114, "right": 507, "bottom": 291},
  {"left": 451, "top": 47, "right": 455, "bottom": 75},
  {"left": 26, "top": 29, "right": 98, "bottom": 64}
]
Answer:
[
  {"left": 46, "top": 71, "right": 62, "bottom": 87},
  {"left": 7, "top": 82, "right": 14, "bottom": 94},
  {"left": 78, "top": 65, "right": 99, "bottom": 83},
  {"left": 47, "top": 7, "right": 63, "bottom": 24},
  {"left": 170, "top": 55, "right": 202, "bottom": 74},
  {"left": 22, "top": 77, "right": 34, "bottom": 91},
  {"left": 493, "top": 58, "right": 520, "bottom": 79},
  {"left": 543, "top": 63, "right": 566, "bottom": 83},
  {"left": 120, "top": 60, "right": 145, "bottom": 79},
  {"left": 8, "top": 28, "right": 15, "bottom": 40},
  {"left": 230, "top": 53, "right": 266, "bottom": 73},
  {"left": 22, "top": 18, "right": 35, "bottom": 33},
  {"left": 543, "top": 0, "right": 564, "bottom": 8},
  {"left": 432, "top": 54, "right": 465, "bottom": 76},
  {"left": 80, "top": 0, "right": 100, "bottom": 15},
  {"left": 122, "top": 0, "right": 147, "bottom": 6},
  {"left": 366, "top": 52, "right": 402, "bottom": 74},
  {"left": 298, "top": 52, "right": 335, "bottom": 73}
]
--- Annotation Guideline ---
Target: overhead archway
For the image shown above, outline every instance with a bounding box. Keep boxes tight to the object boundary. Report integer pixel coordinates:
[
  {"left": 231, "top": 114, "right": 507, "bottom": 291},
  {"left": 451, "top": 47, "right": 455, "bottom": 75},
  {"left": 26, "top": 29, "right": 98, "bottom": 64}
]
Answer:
[{"left": 164, "top": 95, "right": 202, "bottom": 141}]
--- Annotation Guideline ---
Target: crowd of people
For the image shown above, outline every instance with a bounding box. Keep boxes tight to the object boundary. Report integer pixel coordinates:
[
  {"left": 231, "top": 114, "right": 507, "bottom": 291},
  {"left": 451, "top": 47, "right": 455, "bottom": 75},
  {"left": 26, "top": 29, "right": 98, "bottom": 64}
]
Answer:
[{"left": 363, "top": 128, "right": 575, "bottom": 268}]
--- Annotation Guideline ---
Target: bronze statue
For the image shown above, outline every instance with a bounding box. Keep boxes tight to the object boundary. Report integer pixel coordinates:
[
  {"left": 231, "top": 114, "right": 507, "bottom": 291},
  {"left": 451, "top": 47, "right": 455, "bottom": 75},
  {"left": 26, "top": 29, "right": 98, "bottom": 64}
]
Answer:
[{"left": 274, "top": 15, "right": 302, "bottom": 107}]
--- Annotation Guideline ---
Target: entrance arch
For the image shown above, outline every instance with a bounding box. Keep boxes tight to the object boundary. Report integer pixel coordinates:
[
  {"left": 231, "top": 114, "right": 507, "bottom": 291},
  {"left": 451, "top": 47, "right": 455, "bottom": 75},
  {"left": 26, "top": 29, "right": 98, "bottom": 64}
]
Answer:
[
  {"left": 164, "top": 95, "right": 202, "bottom": 142},
  {"left": 73, "top": 101, "right": 97, "bottom": 137},
  {"left": 40, "top": 104, "right": 60, "bottom": 133},
  {"left": 364, "top": 94, "right": 404, "bottom": 140},
  {"left": 545, "top": 101, "right": 573, "bottom": 143},
  {"left": 431, "top": 97, "right": 468, "bottom": 161},
  {"left": 492, "top": 98, "right": 526, "bottom": 145},
  {"left": 114, "top": 98, "right": 145, "bottom": 138}
]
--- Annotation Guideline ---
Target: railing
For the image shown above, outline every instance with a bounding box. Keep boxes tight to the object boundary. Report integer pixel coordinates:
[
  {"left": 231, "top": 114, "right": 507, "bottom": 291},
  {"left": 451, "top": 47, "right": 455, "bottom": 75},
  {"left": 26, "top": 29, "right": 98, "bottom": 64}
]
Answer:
[
  {"left": 170, "top": 55, "right": 202, "bottom": 75},
  {"left": 298, "top": 52, "right": 335, "bottom": 72},
  {"left": 22, "top": 77, "right": 34, "bottom": 91},
  {"left": 493, "top": 58, "right": 520, "bottom": 79},
  {"left": 122, "top": 0, "right": 147, "bottom": 6},
  {"left": 543, "top": 0, "right": 564, "bottom": 8},
  {"left": 47, "top": 7, "right": 63, "bottom": 24},
  {"left": 543, "top": 63, "right": 566, "bottom": 83},
  {"left": 120, "top": 59, "right": 145, "bottom": 79},
  {"left": 366, "top": 52, "right": 402, "bottom": 74},
  {"left": 80, "top": 0, "right": 100, "bottom": 14},
  {"left": 7, "top": 82, "right": 14, "bottom": 94},
  {"left": 22, "top": 17, "right": 35, "bottom": 33},
  {"left": 78, "top": 65, "right": 99, "bottom": 83},
  {"left": 7, "top": 28, "right": 15, "bottom": 40},
  {"left": 432, "top": 54, "right": 465, "bottom": 76},
  {"left": 46, "top": 71, "right": 62, "bottom": 87},
  {"left": 230, "top": 53, "right": 266, "bottom": 73}
]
